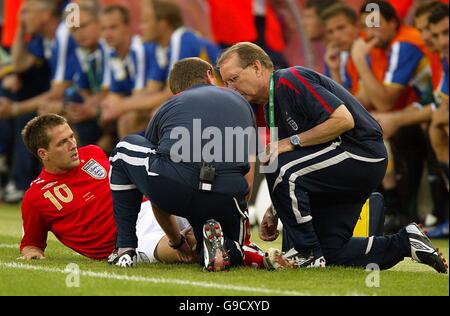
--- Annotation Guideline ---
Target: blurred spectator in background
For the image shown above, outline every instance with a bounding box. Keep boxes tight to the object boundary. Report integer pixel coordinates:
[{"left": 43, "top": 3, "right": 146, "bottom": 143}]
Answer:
[
  {"left": 322, "top": 4, "right": 361, "bottom": 90},
  {"left": 427, "top": 3, "right": 449, "bottom": 237},
  {"left": 0, "top": 0, "right": 76, "bottom": 203},
  {"left": 65, "top": 1, "right": 111, "bottom": 148},
  {"left": 300, "top": 0, "right": 342, "bottom": 72},
  {"left": 354, "top": 0, "right": 431, "bottom": 232},
  {"left": 98, "top": 4, "right": 152, "bottom": 139},
  {"left": 413, "top": 1, "right": 445, "bottom": 92},
  {"left": 100, "top": 0, "right": 221, "bottom": 137},
  {"left": 371, "top": 1, "right": 449, "bottom": 236}
]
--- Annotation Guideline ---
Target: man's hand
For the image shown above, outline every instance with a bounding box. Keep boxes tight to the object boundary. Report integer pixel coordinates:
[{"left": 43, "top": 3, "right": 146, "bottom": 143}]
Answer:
[
  {"left": 2, "top": 74, "right": 22, "bottom": 93},
  {"left": 372, "top": 112, "right": 400, "bottom": 139},
  {"left": 100, "top": 94, "right": 124, "bottom": 123},
  {"left": 171, "top": 230, "right": 197, "bottom": 263},
  {"left": 351, "top": 37, "right": 378, "bottom": 64},
  {"left": 66, "top": 102, "right": 98, "bottom": 124},
  {"left": 38, "top": 100, "right": 63, "bottom": 115},
  {"left": 260, "top": 138, "right": 294, "bottom": 166},
  {"left": 182, "top": 226, "right": 197, "bottom": 253},
  {"left": 0, "top": 97, "right": 13, "bottom": 118},
  {"left": 259, "top": 205, "right": 279, "bottom": 241},
  {"left": 18, "top": 246, "right": 45, "bottom": 260},
  {"left": 431, "top": 102, "right": 449, "bottom": 128},
  {"left": 324, "top": 43, "right": 341, "bottom": 73}
]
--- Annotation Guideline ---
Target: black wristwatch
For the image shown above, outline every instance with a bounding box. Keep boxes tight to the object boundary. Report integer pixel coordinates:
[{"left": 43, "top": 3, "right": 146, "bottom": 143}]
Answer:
[
  {"left": 168, "top": 234, "right": 186, "bottom": 249},
  {"left": 290, "top": 134, "right": 301, "bottom": 147}
]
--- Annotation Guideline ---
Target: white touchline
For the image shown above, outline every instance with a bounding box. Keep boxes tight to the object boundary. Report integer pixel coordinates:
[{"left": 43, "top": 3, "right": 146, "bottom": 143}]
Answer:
[
  {"left": 0, "top": 244, "right": 19, "bottom": 249},
  {"left": 0, "top": 261, "right": 310, "bottom": 296}
]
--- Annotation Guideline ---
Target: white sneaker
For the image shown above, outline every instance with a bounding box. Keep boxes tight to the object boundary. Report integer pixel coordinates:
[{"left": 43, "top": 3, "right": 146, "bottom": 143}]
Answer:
[
  {"left": 108, "top": 249, "right": 137, "bottom": 268},
  {"left": 3, "top": 182, "right": 24, "bottom": 204}
]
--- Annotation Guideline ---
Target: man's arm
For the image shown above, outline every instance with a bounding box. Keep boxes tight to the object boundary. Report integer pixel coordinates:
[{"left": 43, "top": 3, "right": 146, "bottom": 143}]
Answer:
[
  {"left": 263, "top": 105, "right": 354, "bottom": 164},
  {"left": 66, "top": 90, "right": 109, "bottom": 124},
  {"left": 244, "top": 161, "right": 255, "bottom": 202},
  {"left": 297, "top": 104, "right": 355, "bottom": 146},
  {"left": 151, "top": 203, "right": 196, "bottom": 262},
  {"left": 16, "top": 82, "right": 69, "bottom": 116},
  {"left": 125, "top": 85, "right": 172, "bottom": 112},
  {"left": 351, "top": 39, "right": 405, "bottom": 112},
  {"left": 11, "top": 13, "right": 36, "bottom": 73},
  {"left": 373, "top": 104, "right": 434, "bottom": 139},
  {"left": 100, "top": 81, "right": 170, "bottom": 122},
  {"left": 324, "top": 43, "right": 343, "bottom": 85},
  {"left": 351, "top": 38, "right": 414, "bottom": 112},
  {"left": 20, "top": 195, "right": 49, "bottom": 260}
]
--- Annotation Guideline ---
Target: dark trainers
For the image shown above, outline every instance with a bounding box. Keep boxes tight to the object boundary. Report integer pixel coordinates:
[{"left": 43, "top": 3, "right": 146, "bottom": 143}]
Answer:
[
  {"left": 108, "top": 249, "right": 137, "bottom": 268},
  {"left": 264, "top": 248, "right": 326, "bottom": 270},
  {"left": 203, "top": 219, "right": 230, "bottom": 272},
  {"left": 406, "top": 223, "right": 448, "bottom": 273}
]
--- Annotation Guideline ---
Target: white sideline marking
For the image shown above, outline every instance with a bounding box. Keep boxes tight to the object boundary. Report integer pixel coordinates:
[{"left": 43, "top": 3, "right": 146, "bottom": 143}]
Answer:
[
  {"left": 0, "top": 261, "right": 310, "bottom": 296},
  {"left": 0, "top": 244, "right": 19, "bottom": 249}
]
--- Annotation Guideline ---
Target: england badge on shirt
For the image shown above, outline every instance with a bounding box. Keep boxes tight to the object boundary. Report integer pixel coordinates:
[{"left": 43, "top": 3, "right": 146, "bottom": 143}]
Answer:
[{"left": 82, "top": 159, "right": 107, "bottom": 180}]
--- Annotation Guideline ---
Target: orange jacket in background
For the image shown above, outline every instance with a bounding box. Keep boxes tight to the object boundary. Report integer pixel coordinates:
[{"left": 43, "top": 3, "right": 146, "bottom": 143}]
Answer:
[
  {"left": 2, "top": 0, "right": 23, "bottom": 48},
  {"left": 208, "top": 0, "right": 285, "bottom": 52},
  {"left": 370, "top": 25, "right": 430, "bottom": 110}
]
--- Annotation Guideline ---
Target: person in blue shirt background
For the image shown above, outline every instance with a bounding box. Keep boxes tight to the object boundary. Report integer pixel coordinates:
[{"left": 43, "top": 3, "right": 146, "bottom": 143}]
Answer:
[
  {"left": 0, "top": 0, "right": 77, "bottom": 203},
  {"left": 100, "top": 0, "right": 221, "bottom": 139},
  {"left": 97, "top": 5, "right": 153, "bottom": 139},
  {"left": 64, "top": 1, "right": 110, "bottom": 148}
]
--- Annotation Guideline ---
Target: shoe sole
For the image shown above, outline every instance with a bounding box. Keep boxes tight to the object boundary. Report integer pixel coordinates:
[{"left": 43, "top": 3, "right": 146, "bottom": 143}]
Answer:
[{"left": 203, "top": 220, "right": 230, "bottom": 272}]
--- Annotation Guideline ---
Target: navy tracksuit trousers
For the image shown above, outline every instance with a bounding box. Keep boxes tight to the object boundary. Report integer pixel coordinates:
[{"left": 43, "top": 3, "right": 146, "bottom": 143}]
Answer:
[{"left": 265, "top": 139, "right": 411, "bottom": 269}]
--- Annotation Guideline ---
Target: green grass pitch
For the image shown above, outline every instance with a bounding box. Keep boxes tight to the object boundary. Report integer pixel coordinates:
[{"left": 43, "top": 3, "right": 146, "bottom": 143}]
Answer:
[{"left": 0, "top": 203, "right": 448, "bottom": 296}]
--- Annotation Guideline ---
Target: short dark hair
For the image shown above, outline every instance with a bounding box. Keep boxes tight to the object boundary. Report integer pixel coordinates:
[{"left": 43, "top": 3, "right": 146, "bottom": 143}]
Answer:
[
  {"left": 169, "top": 58, "right": 214, "bottom": 94},
  {"left": 152, "top": 0, "right": 183, "bottom": 30},
  {"left": 321, "top": 3, "right": 358, "bottom": 24},
  {"left": 22, "top": 114, "right": 68, "bottom": 160},
  {"left": 101, "top": 5, "right": 130, "bottom": 25},
  {"left": 360, "top": 0, "right": 400, "bottom": 27},
  {"left": 428, "top": 2, "right": 449, "bottom": 25},
  {"left": 305, "top": 0, "right": 342, "bottom": 16},
  {"left": 414, "top": 1, "right": 442, "bottom": 19}
]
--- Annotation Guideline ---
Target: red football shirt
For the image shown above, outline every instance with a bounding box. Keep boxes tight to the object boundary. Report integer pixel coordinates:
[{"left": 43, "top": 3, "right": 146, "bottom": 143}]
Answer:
[{"left": 20, "top": 145, "right": 116, "bottom": 260}]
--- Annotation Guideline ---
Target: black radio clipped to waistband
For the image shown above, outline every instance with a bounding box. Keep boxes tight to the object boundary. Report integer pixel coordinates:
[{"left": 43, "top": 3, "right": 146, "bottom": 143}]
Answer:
[{"left": 199, "top": 163, "right": 216, "bottom": 191}]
